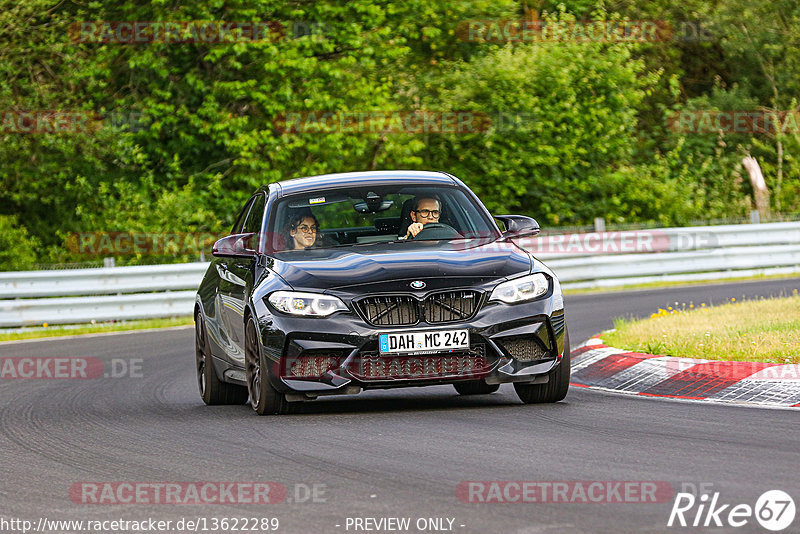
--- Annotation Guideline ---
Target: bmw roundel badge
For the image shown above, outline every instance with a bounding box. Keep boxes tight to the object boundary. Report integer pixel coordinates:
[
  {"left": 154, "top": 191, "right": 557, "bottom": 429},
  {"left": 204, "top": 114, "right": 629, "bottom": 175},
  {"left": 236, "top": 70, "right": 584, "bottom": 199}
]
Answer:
[{"left": 410, "top": 280, "right": 426, "bottom": 289}]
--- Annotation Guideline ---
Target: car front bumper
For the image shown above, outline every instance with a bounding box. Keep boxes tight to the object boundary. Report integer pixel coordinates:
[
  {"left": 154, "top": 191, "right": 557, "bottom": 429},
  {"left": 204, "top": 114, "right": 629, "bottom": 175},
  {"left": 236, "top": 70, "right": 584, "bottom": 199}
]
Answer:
[{"left": 250, "top": 292, "right": 567, "bottom": 399}]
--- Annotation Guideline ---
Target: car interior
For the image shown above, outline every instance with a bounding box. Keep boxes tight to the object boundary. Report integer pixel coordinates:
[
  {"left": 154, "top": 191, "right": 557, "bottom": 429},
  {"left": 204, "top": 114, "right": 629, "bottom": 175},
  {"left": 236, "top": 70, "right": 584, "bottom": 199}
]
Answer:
[{"left": 274, "top": 186, "right": 490, "bottom": 250}]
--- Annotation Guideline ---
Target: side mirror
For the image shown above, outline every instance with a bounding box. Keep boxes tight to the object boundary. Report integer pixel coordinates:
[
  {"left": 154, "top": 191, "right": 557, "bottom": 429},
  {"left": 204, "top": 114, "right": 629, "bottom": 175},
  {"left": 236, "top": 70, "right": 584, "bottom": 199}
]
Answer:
[
  {"left": 495, "top": 215, "right": 540, "bottom": 238},
  {"left": 212, "top": 233, "right": 257, "bottom": 258}
]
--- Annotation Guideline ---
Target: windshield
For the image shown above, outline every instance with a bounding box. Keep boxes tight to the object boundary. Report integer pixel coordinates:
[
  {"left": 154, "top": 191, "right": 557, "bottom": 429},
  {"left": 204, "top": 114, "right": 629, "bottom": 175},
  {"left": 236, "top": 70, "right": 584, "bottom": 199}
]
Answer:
[{"left": 271, "top": 184, "right": 499, "bottom": 251}]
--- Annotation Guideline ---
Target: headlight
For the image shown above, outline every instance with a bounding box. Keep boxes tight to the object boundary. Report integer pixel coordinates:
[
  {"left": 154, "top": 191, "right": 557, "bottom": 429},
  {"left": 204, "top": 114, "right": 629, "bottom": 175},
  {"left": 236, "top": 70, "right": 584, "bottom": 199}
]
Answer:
[
  {"left": 267, "top": 291, "right": 348, "bottom": 317},
  {"left": 489, "top": 273, "right": 549, "bottom": 304}
]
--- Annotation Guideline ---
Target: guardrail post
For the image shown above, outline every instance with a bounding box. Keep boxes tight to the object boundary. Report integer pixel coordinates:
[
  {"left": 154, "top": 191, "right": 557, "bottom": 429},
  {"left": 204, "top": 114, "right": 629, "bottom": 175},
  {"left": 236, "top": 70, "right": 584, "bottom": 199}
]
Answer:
[
  {"left": 750, "top": 210, "right": 761, "bottom": 224},
  {"left": 593, "top": 217, "right": 606, "bottom": 233},
  {"left": 103, "top": 257, "right": 115, "bottom": 268}
]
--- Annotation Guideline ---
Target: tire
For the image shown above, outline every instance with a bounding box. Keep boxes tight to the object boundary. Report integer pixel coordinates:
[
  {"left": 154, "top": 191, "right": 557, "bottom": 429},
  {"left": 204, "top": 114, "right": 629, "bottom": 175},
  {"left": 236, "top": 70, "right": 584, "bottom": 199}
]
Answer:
[
  {"left": 245, "top": 316, "right": 291, "bottom": 415},
  {"left": 195, "top": 312, "right": 248, "bottom": 405},
  {"left": 453, "top": 381, "right": 500, "bottom": 395},
  {"left": 514, "top": 328, "right": 571, "bottom": 404}
]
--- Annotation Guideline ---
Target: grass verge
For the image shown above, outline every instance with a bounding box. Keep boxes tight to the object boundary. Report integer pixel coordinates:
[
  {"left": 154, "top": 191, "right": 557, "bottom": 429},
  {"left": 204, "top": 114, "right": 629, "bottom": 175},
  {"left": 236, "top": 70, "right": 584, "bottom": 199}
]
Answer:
[
  {"left": 0, "top": 316, "right": 194, "bottom": 342},
  {"left": 603, "top": 293, "right": 800, "bottom": 364}
]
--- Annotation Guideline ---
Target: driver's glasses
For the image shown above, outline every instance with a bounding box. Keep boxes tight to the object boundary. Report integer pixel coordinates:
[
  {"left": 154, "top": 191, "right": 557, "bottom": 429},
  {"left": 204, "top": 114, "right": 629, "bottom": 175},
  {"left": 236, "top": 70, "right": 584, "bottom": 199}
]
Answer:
[
  {"left": 415, "top": 209, "right": 440, "bottom": 219},
  {"left": 297, "top": 225, "right": 319, "bottom": 233}
]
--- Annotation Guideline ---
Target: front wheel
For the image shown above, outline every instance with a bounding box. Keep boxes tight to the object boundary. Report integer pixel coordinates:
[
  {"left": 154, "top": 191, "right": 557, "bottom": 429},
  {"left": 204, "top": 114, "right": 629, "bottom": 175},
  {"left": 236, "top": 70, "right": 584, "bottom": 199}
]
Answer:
[
  {"left": 245, "top": 316, "right": 291, "bottom": 415},
  {"left": 195, "top": 312, "right": 248, "bottom": 405},
  {"left": 514, "top": 328, "right": 570, "bottom": 404}
]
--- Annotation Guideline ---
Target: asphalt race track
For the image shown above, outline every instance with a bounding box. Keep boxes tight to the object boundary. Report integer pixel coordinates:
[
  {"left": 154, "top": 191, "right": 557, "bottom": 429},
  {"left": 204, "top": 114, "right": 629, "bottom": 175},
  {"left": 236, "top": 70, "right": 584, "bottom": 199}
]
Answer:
[{"left": 1, "top": 278, "right": 798, "bottom": 534}]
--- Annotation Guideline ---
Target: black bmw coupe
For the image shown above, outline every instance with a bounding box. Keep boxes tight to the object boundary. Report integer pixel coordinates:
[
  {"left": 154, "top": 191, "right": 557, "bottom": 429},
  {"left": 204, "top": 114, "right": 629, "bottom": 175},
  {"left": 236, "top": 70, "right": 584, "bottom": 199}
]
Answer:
[{"left": 194, "top": 170, "right": 569, "bottom": 414}]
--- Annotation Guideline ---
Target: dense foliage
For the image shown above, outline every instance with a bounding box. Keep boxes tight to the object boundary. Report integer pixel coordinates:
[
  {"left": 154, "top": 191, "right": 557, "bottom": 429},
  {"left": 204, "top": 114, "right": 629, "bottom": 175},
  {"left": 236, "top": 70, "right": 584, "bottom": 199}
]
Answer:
[{"left": 1, "top": 0, "right": 798, "bottom": 268}]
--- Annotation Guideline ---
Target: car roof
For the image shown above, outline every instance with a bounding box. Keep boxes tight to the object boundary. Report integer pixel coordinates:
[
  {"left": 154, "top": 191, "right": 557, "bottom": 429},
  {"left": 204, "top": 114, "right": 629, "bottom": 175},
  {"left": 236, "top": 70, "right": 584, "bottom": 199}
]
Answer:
[{"left": 271, "top": 170, "right": 457, "bottom": 197}]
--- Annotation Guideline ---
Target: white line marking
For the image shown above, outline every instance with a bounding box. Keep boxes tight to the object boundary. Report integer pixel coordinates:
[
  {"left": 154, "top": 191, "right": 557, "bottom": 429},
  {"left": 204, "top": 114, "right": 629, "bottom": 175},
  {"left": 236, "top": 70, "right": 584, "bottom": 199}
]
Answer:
[{"left": 0, "top": 325, "right": 193, "bottom": 345}]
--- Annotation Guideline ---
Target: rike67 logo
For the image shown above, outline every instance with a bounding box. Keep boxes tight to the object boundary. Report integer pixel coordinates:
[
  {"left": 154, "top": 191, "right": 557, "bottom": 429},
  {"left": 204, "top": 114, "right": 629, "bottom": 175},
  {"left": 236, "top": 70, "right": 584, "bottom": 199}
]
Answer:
[{"left": 668, "top": 489, "right": 795, "bottom": 531}]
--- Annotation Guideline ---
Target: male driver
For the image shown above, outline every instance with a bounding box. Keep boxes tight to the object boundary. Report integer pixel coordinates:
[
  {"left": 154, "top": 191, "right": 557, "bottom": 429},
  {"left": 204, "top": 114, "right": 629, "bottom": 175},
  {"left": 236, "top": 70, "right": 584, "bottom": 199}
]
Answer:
[{"left": 404, "top": 197, "right": 441, "bottom": 239}]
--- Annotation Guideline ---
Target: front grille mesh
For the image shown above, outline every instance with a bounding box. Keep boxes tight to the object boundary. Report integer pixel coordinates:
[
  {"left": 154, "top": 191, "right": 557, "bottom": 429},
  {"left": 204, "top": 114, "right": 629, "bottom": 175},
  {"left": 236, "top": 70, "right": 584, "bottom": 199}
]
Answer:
[
  {"left": 426, "top": 290, "right": 479, "bottom": 323},
  {"left": 283, "top": 351, "right": 345, "bottom": 378},
  {"left": 357, "top": 290, "right": 481, "bottom": 326},
  {"left": 353, "top": 343, "right": 490, "bottom": 380},
  {"left": 498, "top": 336, "right": 549, "bottom": 362},
  {"left": 358, "top": 295, "right": 419, "bottom": 326}
]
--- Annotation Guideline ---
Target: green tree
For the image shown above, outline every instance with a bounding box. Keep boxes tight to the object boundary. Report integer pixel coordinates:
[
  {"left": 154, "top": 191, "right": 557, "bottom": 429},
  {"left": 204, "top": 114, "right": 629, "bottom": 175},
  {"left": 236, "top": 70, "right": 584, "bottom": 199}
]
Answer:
[
  {"left": 421, "top": 24, "right": 664, "bottom": 224},
  {"left": 0, "top": 215, "right": 39, "bottom": 270}
]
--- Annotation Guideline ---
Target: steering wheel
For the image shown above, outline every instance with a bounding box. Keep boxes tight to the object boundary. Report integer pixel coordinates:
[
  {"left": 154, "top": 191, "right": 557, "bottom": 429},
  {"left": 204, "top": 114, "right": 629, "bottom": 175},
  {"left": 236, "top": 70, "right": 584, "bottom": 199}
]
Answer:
[{"left": 410, "top": 222, "right": 462, "bottom": 240}]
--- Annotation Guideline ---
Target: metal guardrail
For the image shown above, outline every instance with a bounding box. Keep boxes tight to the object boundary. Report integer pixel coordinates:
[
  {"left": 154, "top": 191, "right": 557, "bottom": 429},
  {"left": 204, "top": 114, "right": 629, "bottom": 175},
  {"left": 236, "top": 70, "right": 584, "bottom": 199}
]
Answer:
[
  {"left": 1, "top": 222, "right": 799, "bottom": 327},
  {"left": 547, "top": 245, "right": 800, "bottom": 289},
  {"left": 523, "top": 221, "right": 800, "bottom": 260},
  {"left": 0, "top": 291, "right": 197, "bottom": 327},
  {"left": 0, "top": 263, "right": 209, "bottom": 298},
  {"left": 0, "top": 262, "right": 208, "bottom": 327}
]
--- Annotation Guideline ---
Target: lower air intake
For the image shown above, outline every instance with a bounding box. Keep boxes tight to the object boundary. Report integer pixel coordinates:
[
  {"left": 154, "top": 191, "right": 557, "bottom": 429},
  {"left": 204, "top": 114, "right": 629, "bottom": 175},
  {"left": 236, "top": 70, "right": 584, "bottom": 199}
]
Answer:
[{"left": 497, "top": 336, "right": 549, "bottom": 362}]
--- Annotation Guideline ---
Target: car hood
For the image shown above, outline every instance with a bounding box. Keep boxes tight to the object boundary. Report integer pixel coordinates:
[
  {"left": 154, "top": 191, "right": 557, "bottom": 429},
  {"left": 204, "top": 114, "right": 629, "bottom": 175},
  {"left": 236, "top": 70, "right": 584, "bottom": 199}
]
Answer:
[{"left": 269, "top": 240, "right": 532, "bottom": 291}]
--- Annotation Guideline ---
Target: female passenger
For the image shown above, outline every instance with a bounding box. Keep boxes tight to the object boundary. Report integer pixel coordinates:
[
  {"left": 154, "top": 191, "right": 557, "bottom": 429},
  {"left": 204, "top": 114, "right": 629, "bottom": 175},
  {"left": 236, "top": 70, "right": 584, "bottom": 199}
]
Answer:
[{"left": 285, "top": 212, "right": 319, "bottom": 250}]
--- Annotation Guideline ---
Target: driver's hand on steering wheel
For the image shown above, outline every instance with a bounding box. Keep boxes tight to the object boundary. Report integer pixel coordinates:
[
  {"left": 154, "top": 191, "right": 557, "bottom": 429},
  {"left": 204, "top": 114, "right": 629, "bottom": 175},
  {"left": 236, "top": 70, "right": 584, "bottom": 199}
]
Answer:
[{"left": 405, "top": 222, "right": 424, "bottom": 239}]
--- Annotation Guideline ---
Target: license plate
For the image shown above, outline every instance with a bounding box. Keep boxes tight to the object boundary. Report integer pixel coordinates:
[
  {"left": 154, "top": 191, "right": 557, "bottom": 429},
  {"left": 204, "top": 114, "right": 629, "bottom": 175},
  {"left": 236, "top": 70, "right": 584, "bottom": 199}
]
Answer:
[{"left": 379, "top": 329, "right": 469, "bottom": 354}]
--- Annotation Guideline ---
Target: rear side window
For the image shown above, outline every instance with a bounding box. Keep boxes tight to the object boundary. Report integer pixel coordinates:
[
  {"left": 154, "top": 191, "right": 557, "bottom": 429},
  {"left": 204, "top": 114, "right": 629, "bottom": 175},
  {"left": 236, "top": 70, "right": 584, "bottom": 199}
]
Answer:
[
  {"left": 232, "top": 197, "right": 255, "bottom": 234},
  {"left": 242, "top": 194, "right": 266, "bottom": 233}
]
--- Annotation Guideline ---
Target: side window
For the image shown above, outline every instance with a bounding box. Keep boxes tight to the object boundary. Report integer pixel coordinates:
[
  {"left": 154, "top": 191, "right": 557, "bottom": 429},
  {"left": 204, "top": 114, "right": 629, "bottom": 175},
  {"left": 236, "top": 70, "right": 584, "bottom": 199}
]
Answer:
[
  {"left": 242, "top": 194, "right": 266, "bottom": 233},
  {"left": 232, "top": 197, "right": 255, "bottom": 234}
]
